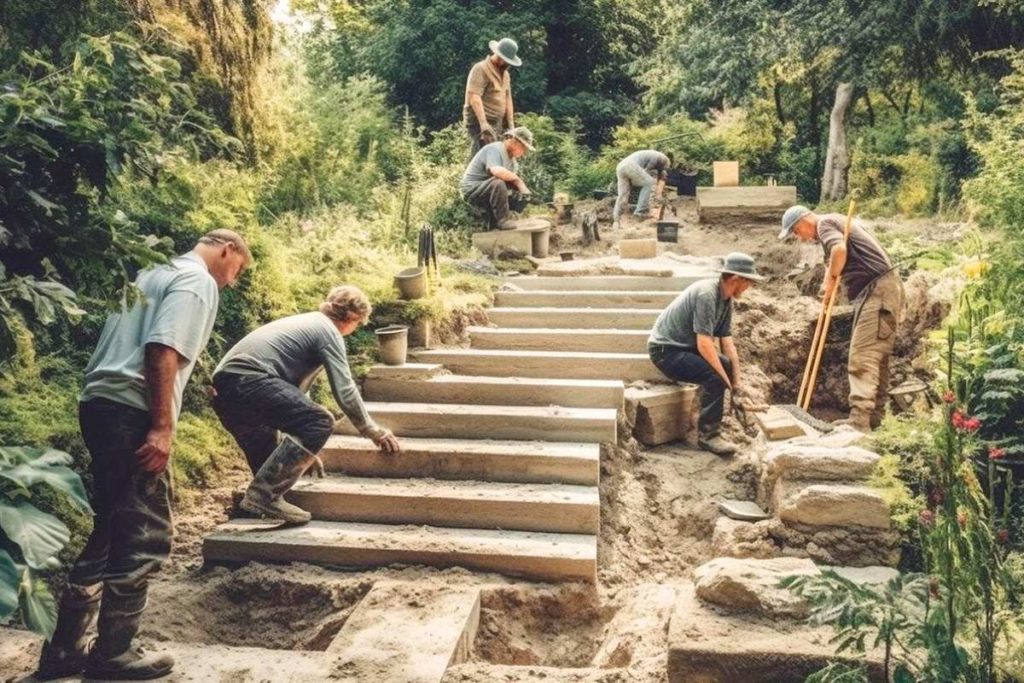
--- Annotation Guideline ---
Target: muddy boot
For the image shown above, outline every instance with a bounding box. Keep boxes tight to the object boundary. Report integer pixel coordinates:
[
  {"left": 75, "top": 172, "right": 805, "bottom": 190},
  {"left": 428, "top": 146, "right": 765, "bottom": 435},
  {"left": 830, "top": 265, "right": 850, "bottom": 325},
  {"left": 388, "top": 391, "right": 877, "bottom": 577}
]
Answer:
[
  {"left": 833, "top": 410, "right": 872, "bottom": 433},
  {"left": 84, "top": 586, "right": 173, "bottom": 681},
  {"left": 240, "top": 435, "right": 315, "bottom": 524},
  {"left": 35, "top": 582, "right": 101, "bottom": 680},
  {"left": 698, "top": 431, "right": 738, "bottom": 457}
]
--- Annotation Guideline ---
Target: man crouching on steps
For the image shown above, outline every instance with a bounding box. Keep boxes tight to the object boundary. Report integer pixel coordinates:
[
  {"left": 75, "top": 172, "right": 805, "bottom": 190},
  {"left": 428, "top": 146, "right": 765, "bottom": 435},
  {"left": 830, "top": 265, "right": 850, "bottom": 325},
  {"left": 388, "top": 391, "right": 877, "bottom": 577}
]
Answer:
[
  {"left": 647, "top": 253, "right": 765, "bottom": 456},
  {"left": 212, "top": 285, "right": 401, "bottom": 524}
]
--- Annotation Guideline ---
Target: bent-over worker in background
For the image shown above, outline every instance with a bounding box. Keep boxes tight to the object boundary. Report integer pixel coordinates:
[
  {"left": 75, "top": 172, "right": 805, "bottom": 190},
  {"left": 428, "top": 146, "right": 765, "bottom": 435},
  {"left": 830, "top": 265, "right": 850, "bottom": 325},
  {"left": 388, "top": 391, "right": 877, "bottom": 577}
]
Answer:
[
  {"left": 464, "top": 37, "right": 521, "bottom": 155},
  {"left": 779, "top": 205, "right": 905, "bottom": 433},
  {"left": 460, "top": 126, "right": 535, "bottom": 230},
  {"left": 612, "top": 149, "right": 672, "bottom": 230},
  {"left": 647, "top": 252, "right": 765, "bottom": 456},
  {"left": 37, "top": 230, "right": 251, "bottom": 682},
  {"left": 211, "top": 285, "right": 400, "bottom": 525}
]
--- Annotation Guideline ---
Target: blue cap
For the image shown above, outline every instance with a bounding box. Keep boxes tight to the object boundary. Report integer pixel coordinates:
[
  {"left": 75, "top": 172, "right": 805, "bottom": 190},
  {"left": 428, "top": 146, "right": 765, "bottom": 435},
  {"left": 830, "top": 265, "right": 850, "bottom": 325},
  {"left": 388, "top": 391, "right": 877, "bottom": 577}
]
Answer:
[{"left": 779, "top": 205, "right": 811, "bottom": 240}]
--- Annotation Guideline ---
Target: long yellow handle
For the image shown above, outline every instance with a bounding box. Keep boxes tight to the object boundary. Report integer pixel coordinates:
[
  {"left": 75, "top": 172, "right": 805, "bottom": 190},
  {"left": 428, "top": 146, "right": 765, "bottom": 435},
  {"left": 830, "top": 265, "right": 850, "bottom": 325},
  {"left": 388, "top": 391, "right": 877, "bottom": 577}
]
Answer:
[
  {"left": 797, "top": 296, "right": 829, "bottom": 407},
  {"left": 800, "top": 192, "right": 859, "bottom": 411}
]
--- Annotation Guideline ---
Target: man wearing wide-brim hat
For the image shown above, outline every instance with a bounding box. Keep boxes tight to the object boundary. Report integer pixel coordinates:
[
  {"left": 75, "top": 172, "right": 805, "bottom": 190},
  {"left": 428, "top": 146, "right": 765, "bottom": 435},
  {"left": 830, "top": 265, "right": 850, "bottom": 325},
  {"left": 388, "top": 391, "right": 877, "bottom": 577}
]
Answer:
[
  {"left": 647, "top": 252, "right": 766, "bottom": 456},
  {"left": 464, "top": 37, "right": 521, "bottom": 155},
  {"left": 460, "top": 127, "right": 536, "bottom": 230}
]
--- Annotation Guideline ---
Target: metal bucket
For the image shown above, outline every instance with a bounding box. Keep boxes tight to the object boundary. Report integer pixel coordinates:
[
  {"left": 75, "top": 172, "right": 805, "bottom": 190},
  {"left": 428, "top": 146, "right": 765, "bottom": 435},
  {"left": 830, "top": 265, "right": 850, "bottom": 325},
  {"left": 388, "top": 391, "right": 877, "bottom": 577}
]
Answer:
[
  {"left": 375, "top": 325, "right": 409, "bottom": 366},
  {"left": 394, "top": 266, "right": 427, "bottom": 300}
]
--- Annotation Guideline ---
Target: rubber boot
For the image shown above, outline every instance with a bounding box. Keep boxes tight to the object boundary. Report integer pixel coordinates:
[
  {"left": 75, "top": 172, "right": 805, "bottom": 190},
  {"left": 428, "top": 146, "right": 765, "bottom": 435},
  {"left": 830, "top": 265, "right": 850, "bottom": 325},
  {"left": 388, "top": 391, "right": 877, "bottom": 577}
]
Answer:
[
  {"left": 35, "top": 582, "right": 101, "bottom": 680},
  {"left": 84, "top": 585, "right": 173, "bottom": 681},
  {"left": 833, "top": 409, "right": 872, "bottom": 434},
  {"left": 240, "top": 435, "right": 315, "bottom": 524},
  {"left": 698, "top": 431, "right": 738, "bottom": 457}
]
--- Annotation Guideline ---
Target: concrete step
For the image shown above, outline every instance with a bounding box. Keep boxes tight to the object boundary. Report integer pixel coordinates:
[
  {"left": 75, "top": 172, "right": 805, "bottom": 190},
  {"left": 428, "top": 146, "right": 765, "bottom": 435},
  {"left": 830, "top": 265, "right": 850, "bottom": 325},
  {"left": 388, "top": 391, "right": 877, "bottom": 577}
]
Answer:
[
  {"left": 320, "top": 435, "right": 599, "bottom": 485},
  {"left": 494, "top": 290, "right": 677, "bottom": 309},
  {"left": 506, "top": 275, "right": 702, "bottom": 292},
  {"left": 286, "top": 476, "right": 598, "bottom": 534},
  {"left": 487, "top": 307, "right": 660, "bottom": 329},
  {"left": 204, "top": 519, "right": 596, "bottom": 582},
  {"left": 412, "top": 348, "right": 666, "bottom": 382},
  {"left": 469, "top": 326, "right": 649, "bottom": 354},
  {"left": 336, "top": 402, "right": 617, "bottom": 443},
  {"left": 363, "top": 373, "right": 624, "bottom": 409}
]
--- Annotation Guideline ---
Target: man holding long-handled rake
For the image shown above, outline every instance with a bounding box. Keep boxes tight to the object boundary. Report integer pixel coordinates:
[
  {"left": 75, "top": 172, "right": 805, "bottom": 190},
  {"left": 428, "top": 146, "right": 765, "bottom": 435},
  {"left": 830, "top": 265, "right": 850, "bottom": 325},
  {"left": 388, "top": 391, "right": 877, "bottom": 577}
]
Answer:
[{"left": 779, "top": 204, "right": 904, "bottom": 432}]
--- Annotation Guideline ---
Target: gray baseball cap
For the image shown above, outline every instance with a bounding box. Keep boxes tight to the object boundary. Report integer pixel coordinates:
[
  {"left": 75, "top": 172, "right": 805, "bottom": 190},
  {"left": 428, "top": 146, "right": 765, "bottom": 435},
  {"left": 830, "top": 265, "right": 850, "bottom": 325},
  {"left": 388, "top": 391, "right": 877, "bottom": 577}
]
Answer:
[{"left": 779, "top": 205, "right": 811, "bottom": 240}]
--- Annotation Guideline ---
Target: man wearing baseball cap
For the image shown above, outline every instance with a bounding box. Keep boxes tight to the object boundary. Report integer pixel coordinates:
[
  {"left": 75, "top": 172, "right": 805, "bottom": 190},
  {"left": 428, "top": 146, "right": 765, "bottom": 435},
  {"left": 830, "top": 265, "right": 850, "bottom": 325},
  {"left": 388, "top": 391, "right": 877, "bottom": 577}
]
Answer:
[
  {"left": 464, "top": 37, "right": 521, "bottom": 155},
  {"left": 779, "top": 205, "right": 904, "bottom": 432},
  {"left": 648, "top": 252, "right": 765, "bottom": 456},
  {"left": 460, "top": 126, "right": 535, "bottom": 230}
]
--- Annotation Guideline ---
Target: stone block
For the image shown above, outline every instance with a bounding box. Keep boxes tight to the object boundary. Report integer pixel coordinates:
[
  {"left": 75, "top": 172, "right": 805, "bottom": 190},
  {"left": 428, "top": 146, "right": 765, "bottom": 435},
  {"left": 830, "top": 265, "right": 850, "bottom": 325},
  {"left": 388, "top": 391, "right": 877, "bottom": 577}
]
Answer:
[
  {"left": 776, "top": 482, "right": 891, "bottom": 529},
  {"left": 711, "top": 517, "right": 781, "bottom": 560},
  {"left": 713, "top": 160, "right": 740, "bottom": 187},
  {"left": 765, "top": 445, "right": 880, "bottom": 484},
  {"left": 693, "top": 557, "right": 818, "bottom": 618},
  {"left": 471, "top": 220, "right": 550, "bottom": 258},
  {"left": 624, "top": 384, "right": 698, "bottom": 446},
  {"left": 365, "top": 363, "right": 444, "bottom": 381},
  {"left": 754, "top": 406, "right": 807, "bottom": 440},
  {"left": 619, "top": 238, "right": 658, "bottom": 259}
]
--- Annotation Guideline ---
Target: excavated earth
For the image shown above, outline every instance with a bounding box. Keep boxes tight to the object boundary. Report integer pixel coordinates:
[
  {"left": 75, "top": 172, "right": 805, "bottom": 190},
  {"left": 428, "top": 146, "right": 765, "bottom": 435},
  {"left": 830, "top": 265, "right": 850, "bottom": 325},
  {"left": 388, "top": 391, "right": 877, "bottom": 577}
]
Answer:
[{"left": 1, "top": 198, "right": 963, "bottom": 682}]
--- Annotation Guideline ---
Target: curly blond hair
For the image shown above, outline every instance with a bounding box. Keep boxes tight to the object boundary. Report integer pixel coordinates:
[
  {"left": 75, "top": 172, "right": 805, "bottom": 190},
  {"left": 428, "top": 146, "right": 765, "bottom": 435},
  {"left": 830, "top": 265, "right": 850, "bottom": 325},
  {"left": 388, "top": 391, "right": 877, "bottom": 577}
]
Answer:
[{"left": 319, "top": 285, "right": 372, "bottom": 322}]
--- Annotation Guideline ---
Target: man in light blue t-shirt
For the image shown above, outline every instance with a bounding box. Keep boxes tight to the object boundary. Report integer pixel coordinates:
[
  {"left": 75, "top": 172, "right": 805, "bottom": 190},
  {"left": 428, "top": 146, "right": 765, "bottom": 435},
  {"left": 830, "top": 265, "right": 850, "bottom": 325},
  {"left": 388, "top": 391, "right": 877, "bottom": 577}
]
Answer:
[
  {"left": 37, "top": 230, "right": 250, "bottom": 682},
  {"left": 648, "top": 252, "right": 764, "bottom": 456},
  {"left": 613, "top": 149, "right": 672, "bottom": 230},
  {"left": 461, "top": 126, "right": 535, "bottom": 229}
]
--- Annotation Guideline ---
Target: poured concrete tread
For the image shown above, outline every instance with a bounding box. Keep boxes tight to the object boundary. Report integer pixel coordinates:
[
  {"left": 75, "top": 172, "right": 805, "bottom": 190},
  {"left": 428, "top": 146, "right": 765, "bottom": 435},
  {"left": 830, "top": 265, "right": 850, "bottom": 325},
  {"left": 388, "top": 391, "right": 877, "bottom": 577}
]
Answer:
[
  {"left": 412, "top": 348, "right": 665, "bottom": 382},
  {"left": 469, "top": 326, "right": 649, "bottom": 353},
  {"left": 505, "top": 275, "right": 705, "bottom": 291},
  {"left": 487, "top": 307, "right": 660, "bottom": 329},
  {"left": 287, "top": 475, "right": 599, "bottom": 533},
  {"left": 363, "top": 374, "right": 624, "bottom": 409},
  {"left": 204, "top": 519, "right": 596, "bottom": 582},
  {"left": 320, "top": 435, "right": 600, "bottom": 485},
  {"left": 495, "top": 290, "right": 678, "bottom": 308}
]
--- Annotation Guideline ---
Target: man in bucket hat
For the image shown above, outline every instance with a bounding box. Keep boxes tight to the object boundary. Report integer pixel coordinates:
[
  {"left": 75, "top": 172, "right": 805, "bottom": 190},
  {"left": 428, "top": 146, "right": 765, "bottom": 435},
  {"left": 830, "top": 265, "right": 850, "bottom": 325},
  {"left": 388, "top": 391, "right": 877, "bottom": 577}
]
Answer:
[
  {"left": 648, "top": 252, "right": 766, "bottom": 456},
  {"left": 464, "top": 37, "right": 521, "bottom": 155},
  {"left": 460, "top": 126, "right": 535, "bottom": 230},
  {"left": 779, "top": 205, "right": 904, "bottom": 432}
]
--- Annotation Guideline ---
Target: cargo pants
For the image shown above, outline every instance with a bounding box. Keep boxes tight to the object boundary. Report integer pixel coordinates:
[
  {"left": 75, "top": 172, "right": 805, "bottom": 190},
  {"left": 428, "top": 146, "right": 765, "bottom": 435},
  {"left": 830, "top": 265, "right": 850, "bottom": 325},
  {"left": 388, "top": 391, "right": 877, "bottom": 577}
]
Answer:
[
  {"left": 463, "top": 177, "right": 513, "bottom": 230},
  {"left": 848, "top": 270, "right": 905, "bottom": 422},
  {"left": 613, "top": 160, "right": 655, "bottom": 222}
]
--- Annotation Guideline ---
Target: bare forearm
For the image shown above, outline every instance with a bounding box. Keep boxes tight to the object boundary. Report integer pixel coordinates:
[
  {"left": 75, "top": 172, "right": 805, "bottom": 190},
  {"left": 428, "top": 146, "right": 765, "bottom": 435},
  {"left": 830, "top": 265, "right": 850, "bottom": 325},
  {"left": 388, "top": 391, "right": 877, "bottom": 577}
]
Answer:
[
  {"left": 828, "top": 246, "right": 847, "bottom": 278},
  {"left": 490, "top": 166, "right": 523, "bottom": 185},
  {"left": 470, "top": 94, "right": 488, "bottom": 128},
  {"left": 144, "top": 343, "right": 179, "bottom": 429},
  {"left": 722, "top": 338, "right": 740, "bottom": 385},
  {"left": 506, "top": 93, "right": 514, "bottom": 128}
]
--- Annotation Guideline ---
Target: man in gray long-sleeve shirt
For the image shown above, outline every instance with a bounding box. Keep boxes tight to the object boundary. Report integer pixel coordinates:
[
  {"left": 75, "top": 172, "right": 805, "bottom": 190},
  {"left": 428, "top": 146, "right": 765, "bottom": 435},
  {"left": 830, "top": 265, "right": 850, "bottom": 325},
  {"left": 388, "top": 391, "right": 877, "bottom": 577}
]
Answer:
[
  {"left": 212, "top": 285, "right": 401, "bottom": 523},
  {"left": 613, "top": 149, "right": 672, "bottom": 229}
]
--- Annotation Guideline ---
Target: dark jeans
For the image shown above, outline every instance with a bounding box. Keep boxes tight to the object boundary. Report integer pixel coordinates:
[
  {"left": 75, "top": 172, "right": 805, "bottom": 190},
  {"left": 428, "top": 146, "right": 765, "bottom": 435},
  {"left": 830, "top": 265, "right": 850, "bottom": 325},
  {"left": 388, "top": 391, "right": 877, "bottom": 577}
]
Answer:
[
  {"left": 212, "top": 372, "right": 335, "bottom": 474},
  {"left": 649, "top": 343, "right": 733, "bottom": 435},
  {"left": 69, "top": 399, "right": 172, "bottom": 597},
  {"left": 463, "top": 177, "right": 511, "bottom": 229}
]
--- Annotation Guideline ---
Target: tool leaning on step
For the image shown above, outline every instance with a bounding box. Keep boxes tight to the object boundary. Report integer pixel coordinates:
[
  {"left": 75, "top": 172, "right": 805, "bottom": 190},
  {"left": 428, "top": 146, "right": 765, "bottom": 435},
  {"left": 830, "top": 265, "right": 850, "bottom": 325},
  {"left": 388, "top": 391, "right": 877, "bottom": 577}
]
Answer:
[
  {"left": 779, "top": 203, "right": 905, "bottom": 433},
  {"left": 210, "top": 285, "right": 401, "bottom": 526}
]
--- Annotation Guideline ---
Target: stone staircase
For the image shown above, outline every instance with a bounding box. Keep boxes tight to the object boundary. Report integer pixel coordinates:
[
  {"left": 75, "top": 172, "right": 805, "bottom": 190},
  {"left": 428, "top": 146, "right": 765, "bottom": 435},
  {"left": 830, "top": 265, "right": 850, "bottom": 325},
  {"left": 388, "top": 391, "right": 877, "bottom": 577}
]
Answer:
[{"left": 203, "top": 269, "right": 711, "bottom": 582}]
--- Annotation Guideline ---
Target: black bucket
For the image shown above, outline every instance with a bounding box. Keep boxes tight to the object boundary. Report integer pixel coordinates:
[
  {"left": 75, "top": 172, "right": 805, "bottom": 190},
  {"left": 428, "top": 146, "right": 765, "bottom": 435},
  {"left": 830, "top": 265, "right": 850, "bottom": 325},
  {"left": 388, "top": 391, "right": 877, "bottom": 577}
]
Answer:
[
  {"left": 667, "top": 170, "right": 698, "bottom": 196},
  {"left": 657, "top": 220, "right": 679, "bottom": 243}
]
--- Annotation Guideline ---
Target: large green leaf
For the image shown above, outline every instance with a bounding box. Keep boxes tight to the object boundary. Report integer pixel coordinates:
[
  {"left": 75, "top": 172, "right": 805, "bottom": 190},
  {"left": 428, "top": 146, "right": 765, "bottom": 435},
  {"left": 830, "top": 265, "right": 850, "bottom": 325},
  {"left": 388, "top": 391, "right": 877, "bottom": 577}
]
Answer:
[
  {"left": 0, "top": 500, "right": 70, "bottom": 569},
  {"left": 0, "top": 549, "right": 19, "bottom": 620},
  {"left": 20, "top": 567, "right": 57, "bottom": 638},
  {"left": 0, "top": 447, "right": 89, "bottom": 511}
]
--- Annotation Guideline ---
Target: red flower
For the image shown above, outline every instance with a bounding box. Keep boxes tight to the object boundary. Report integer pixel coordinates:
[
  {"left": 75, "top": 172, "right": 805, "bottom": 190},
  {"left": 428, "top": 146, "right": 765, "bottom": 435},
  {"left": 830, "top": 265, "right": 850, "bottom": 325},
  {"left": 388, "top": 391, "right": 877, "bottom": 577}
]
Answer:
[
  {"left": 919, "top": 509, "right": 936, "bottom": 528},
  {"left": 997, "top": 529, "right": 1010, "bottom": 544},
  {"left": 951, "top": 410, "right": 981, "bottom": 433},
  {"left": 942, "top": 390, "right": 956, "bottom": 404},
  {"left": 964, "top": 417, "right": 981, "bottom": 432},
  {"left": 951, "top": 410, "right": 966, "bottom": 429},
  {"left": 989, "top": 446, "right": 1006, "bottom": 460}
]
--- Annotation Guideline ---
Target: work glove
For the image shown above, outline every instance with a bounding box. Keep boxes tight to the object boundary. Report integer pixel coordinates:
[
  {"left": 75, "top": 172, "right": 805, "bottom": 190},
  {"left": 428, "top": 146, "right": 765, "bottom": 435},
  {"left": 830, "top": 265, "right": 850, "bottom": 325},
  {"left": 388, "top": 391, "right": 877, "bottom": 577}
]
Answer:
[{"left": 479, "top": 126, "right": 496, "bottom": 144}]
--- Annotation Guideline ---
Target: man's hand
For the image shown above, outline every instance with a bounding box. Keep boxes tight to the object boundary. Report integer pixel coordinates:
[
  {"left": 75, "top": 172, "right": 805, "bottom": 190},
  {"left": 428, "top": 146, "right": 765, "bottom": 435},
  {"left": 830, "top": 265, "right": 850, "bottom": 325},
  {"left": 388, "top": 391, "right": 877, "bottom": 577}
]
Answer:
[
  {"left": 372, "top": 429, "right": 401, "bottom": 454},
  {"left": 136, "top": 426, "right": 173, "bottom": 474},
  {"left": 304, "top": 455, "right": 326, "bottom": 479},
  {"left": 516, "top": 180, "right": 530, "bottom": 194},
  {"left": 822, "top": 273, "right": 839, "bottom": 303},
  {"left": 479, "top": 126, "right": 496, "bottom": 144}
]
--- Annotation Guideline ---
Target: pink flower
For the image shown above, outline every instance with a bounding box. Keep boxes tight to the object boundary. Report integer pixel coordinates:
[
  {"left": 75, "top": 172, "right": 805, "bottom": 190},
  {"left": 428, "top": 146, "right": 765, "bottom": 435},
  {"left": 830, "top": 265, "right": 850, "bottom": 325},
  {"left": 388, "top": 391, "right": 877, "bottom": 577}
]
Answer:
[
  {"left": 965, "top": 417, "right": 981, "bottom": 432},
  {"left": 951, "top": 410, "right": 966, "bottom": 429},
  {"left": 989, "top": 446, "right": 1006, "bottom": 460},
  {"left": 942, "top": 390, "right": 956, "bottom": 404},
  {"left": 997, "top": 529, "right": 1010, "bottom": 544},
  {"left": 919, "top": 509, "right": 936, "bottom": 528}
]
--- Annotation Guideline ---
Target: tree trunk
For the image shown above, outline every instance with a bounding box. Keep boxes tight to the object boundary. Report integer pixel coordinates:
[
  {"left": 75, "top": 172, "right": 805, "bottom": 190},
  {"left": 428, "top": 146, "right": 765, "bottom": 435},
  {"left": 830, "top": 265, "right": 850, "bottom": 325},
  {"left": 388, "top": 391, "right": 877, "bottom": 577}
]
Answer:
[
  {"left": 820, "top": 82, "right": 854, "bottom": 203},
  {"left": 864, "top": 91, "right": 876, "bottom": 126},
  {"left": 774, "top": 81, "right": 786, "bottom": 125}
]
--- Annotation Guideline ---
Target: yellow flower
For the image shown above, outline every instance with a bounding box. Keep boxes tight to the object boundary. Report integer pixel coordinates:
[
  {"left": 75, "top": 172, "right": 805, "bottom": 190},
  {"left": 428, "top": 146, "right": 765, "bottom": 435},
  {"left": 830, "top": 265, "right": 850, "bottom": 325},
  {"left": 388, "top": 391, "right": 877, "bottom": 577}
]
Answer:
[{"left": 962, "top": 260, "right": 990, "bottom": 278}]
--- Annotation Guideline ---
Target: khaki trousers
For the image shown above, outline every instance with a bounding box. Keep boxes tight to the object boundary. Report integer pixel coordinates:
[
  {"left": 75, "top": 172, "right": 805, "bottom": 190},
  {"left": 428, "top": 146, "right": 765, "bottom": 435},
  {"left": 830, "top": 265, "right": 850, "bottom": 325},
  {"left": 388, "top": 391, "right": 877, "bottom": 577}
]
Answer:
[{"left": 848, "top": 270, "right": 904, "bottom": 420}]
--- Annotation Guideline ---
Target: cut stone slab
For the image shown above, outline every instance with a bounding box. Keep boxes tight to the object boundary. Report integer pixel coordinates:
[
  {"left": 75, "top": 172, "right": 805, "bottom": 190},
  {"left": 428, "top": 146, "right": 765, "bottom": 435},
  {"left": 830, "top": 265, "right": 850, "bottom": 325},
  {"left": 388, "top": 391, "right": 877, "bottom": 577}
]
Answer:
[
  {"left": 712, "top": 517, "right": 781, "bottom": 560},
  {"left": 696, "top": 185, "right": 798, "bottom": 222},
  {"left": 718, "top": 499, "right": 770, "bottom": 521},
  {"left": 493, "top": 289, "right": 678, "bottom": 309},
  {"left": 713, "top": 160, "right": 740, "bottom": 187},
  {"left": 472, "top": 220, "right": 551, "bottom": 258},
  {"left": 411, "top": 349, "right": 667, "bottom": 382},
  {"left": 504, "top": 274, "right": 704, "bottom": 291},
  {"left": 486, "top": 306, "right": 660, "bottom": 329},
  {"left": 828, "top": 565, "right": 901, "bottom": 586},
  {"left": 619, "top": 238, "right": 658, "bottom": 259},
  {"left": 203, "top": 519, "right": 596, "bottom": 582},
  {"left": 777, "top": 482, "right": 891, "bottom": 529},
  {"left": 753, "top": 406, "right": 808, "bottom": 440},
  {"left": 334, "top": 402, "right": 617, "bottom": 443},
  {"left": 668, "top": 583, "right": 886, "bottom": 683},
  {"left": 469, "top": 326, "right": 649, "bottom": 354},
  {"left": 765, "top": 444, "right": 880, "bottom": 483},
  {"left": 693, "top": 557, "right": 818, "bottom": 618},
  {"left": 319, "top": 435, "right": 600, "bottom": 486},
  {"left": 327, "top": 581, "right": 480, "bottom": 683},
  {"left": 363, "top": 374, "right": 624, "bottom": 410},
  {"left": 286, "top": 476, "right": 600, "bottom": 534},
  {"left": 365, "top": 362, "right": 445, "bottom": 380},
  {"left": 624, "top": 384, "right": 698, "bottom": 446}
]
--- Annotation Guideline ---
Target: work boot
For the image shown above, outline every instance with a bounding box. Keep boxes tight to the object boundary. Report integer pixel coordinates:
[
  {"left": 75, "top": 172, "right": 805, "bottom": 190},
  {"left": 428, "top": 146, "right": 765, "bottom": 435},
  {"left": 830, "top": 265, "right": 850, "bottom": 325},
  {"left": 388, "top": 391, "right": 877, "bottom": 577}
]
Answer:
[
  {"left": 833, "top": 410, "right": 872, "bottom": 434},
  {"left": 240, "top": 435, "right": 316, "bottom": 524},
  {"left": 84, "top": 586, "right": 174, "bottom": 681},
  {"left": 496, "top": 219, "right": 518, "bottom": 231},
  {"left": 35, "top": 582, "right": 101, "bottom": 680},
  {"left": 698, "top": 431, "right": 738, "bottom": 457}
]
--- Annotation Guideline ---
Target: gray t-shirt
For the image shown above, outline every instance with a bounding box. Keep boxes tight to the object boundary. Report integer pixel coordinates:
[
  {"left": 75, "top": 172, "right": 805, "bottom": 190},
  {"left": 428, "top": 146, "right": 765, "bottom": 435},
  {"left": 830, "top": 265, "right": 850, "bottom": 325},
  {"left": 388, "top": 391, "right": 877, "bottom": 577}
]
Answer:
[
  {"left": 619, "top": 150, "right": 670, "bottom": 178},
  {"left": 80, "top": 252, "right": 219, "bottom": 423},
  {"left": 460, "top": 141, "right": 515, "bottom": 195},
  {"left": 215, "top": 311, "right": 375, "bottom": 434},
  {"left": 817, "top": 214, "right": 893, "bottom": 301},
  {"left": 648, "top": 278, "right": 733, "bottom": 349}
]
